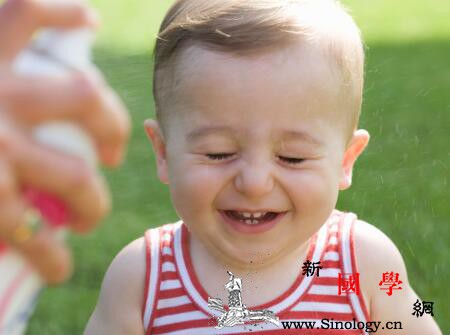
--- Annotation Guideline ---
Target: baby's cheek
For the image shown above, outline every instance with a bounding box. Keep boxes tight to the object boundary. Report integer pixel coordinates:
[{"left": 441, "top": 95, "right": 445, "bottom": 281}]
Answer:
[
  {"left": 292, "top": 172, "right": 338, "bottom": 211},
  {"left": 169, "top": 165, "right": 221, "bottom": 214}
]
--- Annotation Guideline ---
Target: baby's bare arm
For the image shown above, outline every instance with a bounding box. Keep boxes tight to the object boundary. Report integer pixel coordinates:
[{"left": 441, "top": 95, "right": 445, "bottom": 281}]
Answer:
[
  {"left": 355, "top": 221, "right": 442, "bottom": 335},
  {"left": 84, "top": 237, "right": 146, "bottom": 335}
]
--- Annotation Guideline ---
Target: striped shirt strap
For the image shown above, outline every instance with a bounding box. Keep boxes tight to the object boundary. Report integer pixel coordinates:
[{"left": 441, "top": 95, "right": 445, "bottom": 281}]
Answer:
[
  {"left": 142, "top": 228, "right": 162, "bottom": 333},
  {"left": 339, "top": 212, "right": 371, "bottom": 334}
]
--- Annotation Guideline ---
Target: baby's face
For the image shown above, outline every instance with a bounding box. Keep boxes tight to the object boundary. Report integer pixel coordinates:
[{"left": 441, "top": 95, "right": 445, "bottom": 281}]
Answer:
[{"left": 153, "top": 42, "right": 354, "bottom": 266}]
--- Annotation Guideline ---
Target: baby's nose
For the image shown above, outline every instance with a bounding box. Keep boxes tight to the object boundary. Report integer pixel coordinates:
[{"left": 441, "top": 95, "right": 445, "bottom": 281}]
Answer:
[{"left": 234, "top": 161, "right": 274, "bottom": 198}]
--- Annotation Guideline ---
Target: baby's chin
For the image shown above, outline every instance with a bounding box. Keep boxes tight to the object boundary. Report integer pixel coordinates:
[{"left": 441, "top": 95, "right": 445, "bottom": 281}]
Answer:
[
  {"left": 210, "top": 238, "right": 298, "bottom": 271},
  {"left": 187, "top": 212, "right": 311, "bottom": 270}
]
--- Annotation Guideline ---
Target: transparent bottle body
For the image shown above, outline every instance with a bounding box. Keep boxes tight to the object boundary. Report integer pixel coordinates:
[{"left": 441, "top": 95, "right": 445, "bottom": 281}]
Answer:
[{"left": 0, "top": 29, "right": 97, "bottom": 335}]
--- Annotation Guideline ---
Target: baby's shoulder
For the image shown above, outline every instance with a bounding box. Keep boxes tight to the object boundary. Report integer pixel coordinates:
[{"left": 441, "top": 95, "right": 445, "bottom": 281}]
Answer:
[
  {"left": 84, "top": 237, "right": 147, "bottom": 333},
  {"left": 352, "top": 219, "right": 409, "bottom": 306},
  {"left": 349, "top": 220, "right": 442, "bottom": 333},
  {"left": 109, "top": 222, "right": 180, "bottom": 293},
  {"left": 112, "top": 236, "right": 147, "bottom": 276},
  {"left": 352, "top": 219, "right": 407, "bottom": 273},
  {"left": 99, "top": 236, "right": 147, "bottom": 307}
]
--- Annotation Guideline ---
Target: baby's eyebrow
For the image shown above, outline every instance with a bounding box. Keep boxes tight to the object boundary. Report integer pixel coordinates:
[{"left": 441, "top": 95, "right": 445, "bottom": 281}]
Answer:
[
  {"left": 186, "top": 126, "right": 322, "bottom": 146},
  {"left": 279, "top": 129, "right": 323, "bottom": 146},
  {"left": 186, "top": 126, "right": 233, "bottom": 142}
]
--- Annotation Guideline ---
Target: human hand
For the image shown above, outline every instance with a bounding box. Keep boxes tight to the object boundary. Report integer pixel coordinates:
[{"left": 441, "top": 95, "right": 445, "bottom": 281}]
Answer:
[{"left": 0, "top": 0, "right": 130, "bottom": 284}]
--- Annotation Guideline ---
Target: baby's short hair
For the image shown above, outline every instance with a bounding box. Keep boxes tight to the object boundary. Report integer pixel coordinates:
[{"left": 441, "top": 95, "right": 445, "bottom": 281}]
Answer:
[{"left": 153, "top": 0, "right": 365, "bottom": 141}]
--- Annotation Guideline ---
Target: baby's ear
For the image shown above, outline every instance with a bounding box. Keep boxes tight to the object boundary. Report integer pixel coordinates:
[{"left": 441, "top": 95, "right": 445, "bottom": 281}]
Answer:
[
  {"left": 144, "top": 119, "right": 169, "bottom": 184},
  {"left": 339, "top": 129, "right": 370, "bottom": 190}
]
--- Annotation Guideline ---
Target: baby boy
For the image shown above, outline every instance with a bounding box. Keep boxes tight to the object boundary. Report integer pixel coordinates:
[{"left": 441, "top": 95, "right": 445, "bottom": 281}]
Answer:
[{"left": 85, "top": 0, "right": 441, "bottom": 334}]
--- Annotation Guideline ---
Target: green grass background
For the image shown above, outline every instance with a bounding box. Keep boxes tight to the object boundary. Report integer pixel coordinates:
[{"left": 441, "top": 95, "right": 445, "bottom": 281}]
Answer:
[{"left": 27, "top": 0, "right": 449, "bottom": 333}]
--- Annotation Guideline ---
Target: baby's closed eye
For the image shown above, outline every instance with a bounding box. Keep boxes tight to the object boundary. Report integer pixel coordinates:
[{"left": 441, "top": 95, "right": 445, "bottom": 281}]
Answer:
[
  {"left": 205, "top": 153, "right": 306, "bottom": 165},
  {"left": 277, "top": 156, "right": 305, "bottom": 165},
  {"left": 205, "top": 153, "right": 235, "bottom": 160}
]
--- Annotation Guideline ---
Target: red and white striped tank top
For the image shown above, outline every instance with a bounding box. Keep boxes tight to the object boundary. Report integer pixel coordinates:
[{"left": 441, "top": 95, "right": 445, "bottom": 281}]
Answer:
[{"left": 142, "top": 210, "right": 371, "bottom": 334}]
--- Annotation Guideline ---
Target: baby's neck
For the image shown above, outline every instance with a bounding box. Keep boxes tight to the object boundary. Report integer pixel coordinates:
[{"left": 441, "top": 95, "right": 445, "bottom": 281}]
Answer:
[{"left": 189, "top": 235, "right": 310, "bottom": 307}]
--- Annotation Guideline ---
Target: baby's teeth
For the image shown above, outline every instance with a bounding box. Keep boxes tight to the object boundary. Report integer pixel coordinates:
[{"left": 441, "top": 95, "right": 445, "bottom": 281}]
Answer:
[
  {"left": 240, "top": 212, "right": 265, "bottom": 218},
  {"left": 243, "top": 219, "right": 260, "bottom": 225}
]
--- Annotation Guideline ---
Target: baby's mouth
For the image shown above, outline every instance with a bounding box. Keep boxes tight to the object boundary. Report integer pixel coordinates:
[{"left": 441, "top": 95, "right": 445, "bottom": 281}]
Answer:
[
  {"left": 223, "top": 210, "right": 280, "bottom": 225},
  {"left": 218, "top": 209, "right": 287, "bottom": 234}
]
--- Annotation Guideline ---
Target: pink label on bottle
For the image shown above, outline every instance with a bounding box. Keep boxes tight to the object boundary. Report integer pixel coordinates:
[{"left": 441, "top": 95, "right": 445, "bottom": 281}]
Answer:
[
  {"left": 0, "top": 188, "right": 70, "bottom": 252},
  {"left": 22, "top": 187, "right": 70, "bottom": 228}
]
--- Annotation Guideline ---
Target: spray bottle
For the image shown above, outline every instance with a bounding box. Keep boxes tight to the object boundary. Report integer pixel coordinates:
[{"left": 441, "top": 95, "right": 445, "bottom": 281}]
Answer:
[{"left": 0, "top": 28, "right": 97, "bottom": 335}]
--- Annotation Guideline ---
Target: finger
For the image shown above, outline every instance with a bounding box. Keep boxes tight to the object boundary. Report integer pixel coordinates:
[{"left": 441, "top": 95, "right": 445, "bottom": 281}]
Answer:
[
  {"left": 17, "top": 228, "right": 73, "bottom": 285},
  {"left": 0, "top": 71, "right": 131, "bottom": 167},
  {"left": 9, "top": 133, "right": 111, "bottom": 233},
  {"left": 82, "top": 70, "right": 131, "bottom": 166},
  {"left": 1, "top": 204, "right": 73, "bottom": 284},
  {"left": 0, "top": 72, "right": 100, "bottom": 125},
  {"left": 0, "top": 159, "right": 71, "bottom": 284},
  {"left": 0, "top": 157, "right": 18, "bottom": 240},
  {"left": 0, "top": 206, "right": 73, "bottom": 285},
  {"left": 0, "top": 0, "right": 100, "bottom": 63}
]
